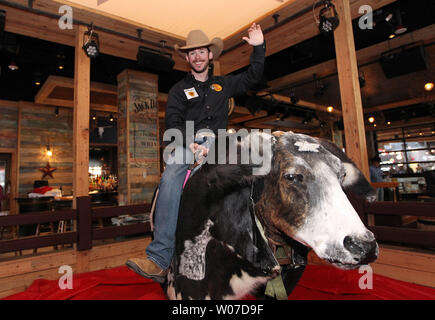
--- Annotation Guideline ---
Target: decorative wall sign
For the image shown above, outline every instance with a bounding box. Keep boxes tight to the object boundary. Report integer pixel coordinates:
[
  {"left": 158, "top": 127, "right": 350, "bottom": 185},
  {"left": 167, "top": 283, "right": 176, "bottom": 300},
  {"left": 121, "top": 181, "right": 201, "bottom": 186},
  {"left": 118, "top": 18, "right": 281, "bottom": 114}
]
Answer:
[{"left": 39, "top": 162, "right": 57, "bottom": 179}]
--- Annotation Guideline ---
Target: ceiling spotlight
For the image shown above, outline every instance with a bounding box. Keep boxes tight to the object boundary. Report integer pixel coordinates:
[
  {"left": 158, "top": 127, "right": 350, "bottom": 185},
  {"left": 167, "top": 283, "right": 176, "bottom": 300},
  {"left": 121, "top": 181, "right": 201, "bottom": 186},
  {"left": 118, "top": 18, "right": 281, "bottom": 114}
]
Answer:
[
  {"left": 109, "top": 113, "right": 114, "bottom": 122},
  {"left": 359, "top": 71, "right": 366, "bottom": 88},
  {"left": 136, "top": 45, "right": 175, "bottom": 73},
  {"left": 387, "top": 121, "right": 391, "bottom": 125},
  {"left": 326, "top": 106, "right": 334, "bottom": 113},
  {"left": 8, "top": 60, "right": 18, "bottom": 71},
  {"left": 368, "top": 116, "right": 375, "bottom": 123},
  {"left": 318, "top": 1, "right": 339, "bottom": 35},
  {"left": 92, "top": 113, "right": 97, "bottom": 121},
  {"left": 313, "top": 74, "right": 328, "bottom": 97},
  {"left": 424, "top": 82, "right": 434, "bottom": 91},
  {"left": 289, "top": 88, "right": 299, "bottom": 104},
  {"left": 385, "top": 13, "right": 393, "bottom": 22},
  {"left": 34, "top": 72, "right": 43, "bottom": 86},
  {"left": 393, "top": 8, "right": 407, "bottom": 35},
  {"left": 400, "top": 109, "right": 410, "bottom": 122},
  {"left": 0, "top": 10, "right": 5, "bottom": 39},
  {"left": 388, "top": 33, "right": 396, "bottom": 39},
  {"left": 302, "top": 112, "right": 315, "bottom": 125},
  {"left": 57, "top": 53, "right": 65, "bottom": 70},
  {"left": 83, "top": 23, "right": 100, "bottom": 58}
]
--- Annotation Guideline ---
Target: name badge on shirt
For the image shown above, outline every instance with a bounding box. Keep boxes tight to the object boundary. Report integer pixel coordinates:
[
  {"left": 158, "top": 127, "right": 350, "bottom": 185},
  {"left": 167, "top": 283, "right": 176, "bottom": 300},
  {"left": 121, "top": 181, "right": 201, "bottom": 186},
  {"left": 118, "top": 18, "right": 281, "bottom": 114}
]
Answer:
[{"left": 184, "top": 87, "right": 199, "bottom": 100}]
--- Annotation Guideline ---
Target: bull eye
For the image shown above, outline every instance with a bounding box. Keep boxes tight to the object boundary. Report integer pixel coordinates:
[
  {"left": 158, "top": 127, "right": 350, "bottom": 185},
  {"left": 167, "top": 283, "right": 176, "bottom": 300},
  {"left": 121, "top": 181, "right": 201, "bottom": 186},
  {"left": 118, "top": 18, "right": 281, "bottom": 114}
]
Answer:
[
  {"left": 340, "top": 172, "right": 347, "bottom": 183},
  {"left": 284, "top": 173, "right": 303, "bottom": 183}
]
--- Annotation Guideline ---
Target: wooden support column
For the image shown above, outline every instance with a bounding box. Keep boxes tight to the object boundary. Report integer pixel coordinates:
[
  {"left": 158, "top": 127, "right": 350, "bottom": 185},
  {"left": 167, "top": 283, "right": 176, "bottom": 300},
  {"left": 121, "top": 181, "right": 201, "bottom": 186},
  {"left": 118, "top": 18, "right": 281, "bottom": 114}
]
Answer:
[
  {"left": 117, "top": 70, "right": 160, "bottom": 205},
  {"left": 73, "top": 25, "right": 91, "bottom": 204},
  {"left": 333, "top": 0, "right": 369, "bottom": 180},
  {"left": 213, "top": 60, "right": 222, "bottom": 76}
]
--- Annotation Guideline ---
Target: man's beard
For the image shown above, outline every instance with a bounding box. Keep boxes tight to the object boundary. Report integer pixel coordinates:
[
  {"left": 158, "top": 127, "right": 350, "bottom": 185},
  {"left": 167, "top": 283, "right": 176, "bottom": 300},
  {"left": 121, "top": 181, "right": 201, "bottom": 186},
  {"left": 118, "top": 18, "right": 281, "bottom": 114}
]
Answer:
[{"left": 190, "top": 59, "right": 210, "bottom": 74}]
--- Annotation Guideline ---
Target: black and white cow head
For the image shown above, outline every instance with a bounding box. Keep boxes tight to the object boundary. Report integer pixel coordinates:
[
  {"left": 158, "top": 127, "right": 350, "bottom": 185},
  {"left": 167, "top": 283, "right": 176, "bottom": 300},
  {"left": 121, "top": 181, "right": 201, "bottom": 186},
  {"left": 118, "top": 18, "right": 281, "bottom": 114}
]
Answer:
[
  {"left": 255, "top": 131, "right": 378, "bottom": 269},
  {"left": 168, "top": 130, "right": 378, "bottom": 300}
]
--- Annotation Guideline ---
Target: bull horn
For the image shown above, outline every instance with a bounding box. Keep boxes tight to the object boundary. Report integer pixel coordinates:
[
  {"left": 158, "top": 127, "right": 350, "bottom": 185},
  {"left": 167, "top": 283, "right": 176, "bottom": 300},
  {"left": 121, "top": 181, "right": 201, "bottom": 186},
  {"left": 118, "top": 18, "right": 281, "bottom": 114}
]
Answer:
[{"left": 272, "top": 131, "right": 286, "bottom": 138}]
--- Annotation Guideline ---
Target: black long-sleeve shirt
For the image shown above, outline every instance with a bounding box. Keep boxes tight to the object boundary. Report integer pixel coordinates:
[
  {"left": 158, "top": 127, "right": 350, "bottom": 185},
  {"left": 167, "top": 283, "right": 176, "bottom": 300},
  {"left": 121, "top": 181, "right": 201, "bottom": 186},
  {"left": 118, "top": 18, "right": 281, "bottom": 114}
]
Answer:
[{"left": 165, "top": 42, "right": 266, "bottom": 145}]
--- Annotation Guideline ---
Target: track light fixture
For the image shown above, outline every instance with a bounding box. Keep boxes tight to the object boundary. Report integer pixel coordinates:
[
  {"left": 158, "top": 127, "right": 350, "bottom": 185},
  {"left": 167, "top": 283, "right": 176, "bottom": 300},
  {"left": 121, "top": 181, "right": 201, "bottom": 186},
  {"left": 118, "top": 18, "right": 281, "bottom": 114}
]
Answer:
[
  {"left": 424, "top": 82, "right": 434, "bottom": 91},
  {"left": 318, "top": 1, "right": 339, "bottom": 35},
  {"left": 57, "top": 53, "right": 65, "bottom": 70},
  {"left": 34, "top": 72, "right": 42, "bottom": 86},
  {"left": 313, "top": 74, "right": 328, "bottom": 97},
  {"left": 289, "top": 88, "right": 299, "bottom": 104},
  {"left": 386, "top": 7, "right": 407, "bottom": 39},
  {"left": 8, "top": 60, "right": 18, "bottom": 71},
  {"left": 302, "top": 112, "right": 317, "bottom": 125},
  {"left": 393, "top": 8, "right": 407, "bottom": 35},
  {"left": 0, "top": 10, "right": 5, "bottom": 39},
  {"left": 359, "top": 71, "right": 366, "bottom": 88},
  {"left": 83, "top": 23, "right": 100, "bottom": 58},
  {"left": 136, "top": 45, "right": 175, "bottom": 73}
]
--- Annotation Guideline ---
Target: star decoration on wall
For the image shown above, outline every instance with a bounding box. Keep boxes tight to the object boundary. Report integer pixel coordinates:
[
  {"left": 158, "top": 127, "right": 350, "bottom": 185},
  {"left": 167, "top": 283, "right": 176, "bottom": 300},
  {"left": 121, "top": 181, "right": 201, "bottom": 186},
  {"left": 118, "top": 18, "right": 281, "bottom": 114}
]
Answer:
[{"left": 39, "top": 162, "right": 57, "bottom": 179}]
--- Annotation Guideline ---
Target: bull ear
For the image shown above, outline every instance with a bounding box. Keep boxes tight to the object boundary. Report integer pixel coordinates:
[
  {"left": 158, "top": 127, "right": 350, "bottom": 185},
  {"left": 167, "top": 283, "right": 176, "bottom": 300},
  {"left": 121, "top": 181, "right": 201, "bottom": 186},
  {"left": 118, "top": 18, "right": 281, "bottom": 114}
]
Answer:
[{"left": 315, "top": 137, "right": 376, "bottom": 201}]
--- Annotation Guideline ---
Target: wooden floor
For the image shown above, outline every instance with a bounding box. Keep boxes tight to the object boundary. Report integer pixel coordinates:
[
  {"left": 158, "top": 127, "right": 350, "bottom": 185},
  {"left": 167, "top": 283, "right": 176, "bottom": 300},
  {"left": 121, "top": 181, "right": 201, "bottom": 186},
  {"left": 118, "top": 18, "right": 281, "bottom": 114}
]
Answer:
[{"left": 0, "top": 236, "right": 151, "bottom": 298}]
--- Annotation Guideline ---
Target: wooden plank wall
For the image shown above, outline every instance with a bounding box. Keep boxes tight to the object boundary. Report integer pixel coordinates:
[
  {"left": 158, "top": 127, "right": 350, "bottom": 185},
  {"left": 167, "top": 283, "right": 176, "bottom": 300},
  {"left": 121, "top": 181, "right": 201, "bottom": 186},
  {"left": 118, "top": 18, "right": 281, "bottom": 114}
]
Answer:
[
  {"left": 0, "top": 101, "right": 19, "bottom": 149},
  {"left": 308, "top": 245, "right": 435, "bottom": 288},
  {"left": 0, "top": 237, "right": 150, "bottom": 299},
  {"left": 18, "top": 103, "right": 73, "bottom": 195}
]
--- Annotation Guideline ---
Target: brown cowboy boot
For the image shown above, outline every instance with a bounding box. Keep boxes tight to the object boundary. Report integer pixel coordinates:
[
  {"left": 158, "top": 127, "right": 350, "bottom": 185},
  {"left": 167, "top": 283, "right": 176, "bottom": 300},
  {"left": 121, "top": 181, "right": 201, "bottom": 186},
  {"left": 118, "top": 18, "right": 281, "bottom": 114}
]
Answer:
[{"left": 126, "top": 257, "right": 167, "bottom": 283}]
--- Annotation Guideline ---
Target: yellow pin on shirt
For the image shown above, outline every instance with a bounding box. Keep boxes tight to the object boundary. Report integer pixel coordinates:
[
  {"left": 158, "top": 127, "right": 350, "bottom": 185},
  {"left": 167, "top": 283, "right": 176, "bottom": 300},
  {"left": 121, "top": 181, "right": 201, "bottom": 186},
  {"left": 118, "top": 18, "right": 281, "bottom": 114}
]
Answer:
[{"left": 211, "top": 83, "right": 222, "bottom": 92}]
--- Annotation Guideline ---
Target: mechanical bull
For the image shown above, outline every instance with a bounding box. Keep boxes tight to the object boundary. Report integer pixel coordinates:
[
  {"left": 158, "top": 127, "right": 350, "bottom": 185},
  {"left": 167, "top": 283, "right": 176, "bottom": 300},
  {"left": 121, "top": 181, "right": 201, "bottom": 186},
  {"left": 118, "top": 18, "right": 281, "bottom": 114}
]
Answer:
[{"left": 164, "top": 131, "right": 378, "bottom": 300}]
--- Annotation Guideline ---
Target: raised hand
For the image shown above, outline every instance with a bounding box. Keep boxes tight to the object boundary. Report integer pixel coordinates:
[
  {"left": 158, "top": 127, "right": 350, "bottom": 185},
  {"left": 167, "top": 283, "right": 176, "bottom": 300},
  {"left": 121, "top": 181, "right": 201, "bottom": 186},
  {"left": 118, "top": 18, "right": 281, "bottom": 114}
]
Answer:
[{"left": 242, "top": 23, "right": 264, "bottom": 46}]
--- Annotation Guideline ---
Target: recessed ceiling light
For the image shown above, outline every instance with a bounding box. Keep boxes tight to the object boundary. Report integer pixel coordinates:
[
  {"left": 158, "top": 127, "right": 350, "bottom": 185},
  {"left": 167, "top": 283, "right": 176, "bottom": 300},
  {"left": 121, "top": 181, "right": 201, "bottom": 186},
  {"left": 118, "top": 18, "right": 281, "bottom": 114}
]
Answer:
[
  {"left": 424, "top": 82, "right": 434, "bottom": 91},
  {"left": 8, "top": 61, "right": 18, "bottom": 71}
]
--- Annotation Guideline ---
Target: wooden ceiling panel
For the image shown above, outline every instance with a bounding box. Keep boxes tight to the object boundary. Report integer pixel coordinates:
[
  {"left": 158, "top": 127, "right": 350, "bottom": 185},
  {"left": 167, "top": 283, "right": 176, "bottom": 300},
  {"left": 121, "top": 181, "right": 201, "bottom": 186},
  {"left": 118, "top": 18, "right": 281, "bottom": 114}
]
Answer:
[{"left": 219, "top": 0, "right": 398, "bottom": 74}]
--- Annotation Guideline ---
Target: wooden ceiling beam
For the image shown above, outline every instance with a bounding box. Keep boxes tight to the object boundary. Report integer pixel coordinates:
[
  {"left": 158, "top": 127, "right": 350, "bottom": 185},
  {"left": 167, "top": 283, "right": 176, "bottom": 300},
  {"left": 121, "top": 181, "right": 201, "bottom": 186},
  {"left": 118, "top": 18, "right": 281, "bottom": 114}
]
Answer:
[
  {"left": 219, "top": 0, "right": 398, "bottom": 75},
  {"left": 364, "top": 95, "right": 435, "bottom": 114},
  {"left": 257, "top": 92, "right": 342, "bottom": 116},
  {"left": 366, "top": 116, "right": 435, "bottom": 131},
  {"left": 244, "top": 122, "right": 318, "bottom": 135},
  {"left": 229, "top": 110, "right": 268, "bottom": 124},
  {"left": 0, "top": 1, "right": 189, "bottom": 71}
]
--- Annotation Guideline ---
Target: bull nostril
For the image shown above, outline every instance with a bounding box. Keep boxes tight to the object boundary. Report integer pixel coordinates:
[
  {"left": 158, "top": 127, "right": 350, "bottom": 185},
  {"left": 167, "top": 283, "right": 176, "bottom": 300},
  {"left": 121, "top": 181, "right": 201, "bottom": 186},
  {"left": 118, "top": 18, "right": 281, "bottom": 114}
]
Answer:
[
  {"left": 343, "top": 236, "right": 364, "bottom": 255},
  {"left": 344, "top": 236, "right": 379, "bottom": 264}
]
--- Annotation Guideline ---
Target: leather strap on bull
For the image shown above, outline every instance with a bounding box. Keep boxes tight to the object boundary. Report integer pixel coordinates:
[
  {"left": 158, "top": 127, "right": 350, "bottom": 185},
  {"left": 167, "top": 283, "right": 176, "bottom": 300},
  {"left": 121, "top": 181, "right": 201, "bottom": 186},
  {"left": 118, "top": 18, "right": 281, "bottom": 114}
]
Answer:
[{"left": 250, "top": 181, "right": 307, "bottom": 300}]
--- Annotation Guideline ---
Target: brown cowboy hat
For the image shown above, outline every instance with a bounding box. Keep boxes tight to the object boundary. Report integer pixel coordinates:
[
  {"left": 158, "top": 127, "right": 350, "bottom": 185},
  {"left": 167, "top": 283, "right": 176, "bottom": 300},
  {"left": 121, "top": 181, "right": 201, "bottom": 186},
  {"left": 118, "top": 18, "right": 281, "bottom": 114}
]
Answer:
[{"left": 174, "top": 30, "right": 223, "bottom": 60}]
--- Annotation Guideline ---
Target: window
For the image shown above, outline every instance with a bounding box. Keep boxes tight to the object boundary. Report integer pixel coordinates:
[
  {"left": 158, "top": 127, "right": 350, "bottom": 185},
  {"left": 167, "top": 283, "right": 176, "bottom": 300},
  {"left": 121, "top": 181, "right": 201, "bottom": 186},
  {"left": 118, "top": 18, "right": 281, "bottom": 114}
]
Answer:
[{"left": 376, "top": 124, "right": 435, "bottom": 175}]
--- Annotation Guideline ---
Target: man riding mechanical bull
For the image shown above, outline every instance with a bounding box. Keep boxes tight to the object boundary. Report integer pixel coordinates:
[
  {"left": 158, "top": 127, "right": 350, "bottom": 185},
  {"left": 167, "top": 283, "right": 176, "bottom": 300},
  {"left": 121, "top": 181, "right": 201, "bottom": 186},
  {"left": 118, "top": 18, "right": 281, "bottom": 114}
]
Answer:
[{"left": 126, "top": 23, "right": 378, "bottom": 300}]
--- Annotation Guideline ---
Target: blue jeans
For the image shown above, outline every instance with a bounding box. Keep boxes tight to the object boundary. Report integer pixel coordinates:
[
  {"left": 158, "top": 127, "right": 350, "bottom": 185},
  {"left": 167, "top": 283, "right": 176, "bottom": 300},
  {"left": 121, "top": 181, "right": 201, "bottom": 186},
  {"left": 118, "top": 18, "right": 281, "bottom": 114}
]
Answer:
[
  {"left": 146, "top": 146, "right": 192, "bottom": 270},
  {"left": 146, "top": 136, "right": 215, "bottom": 270}
]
